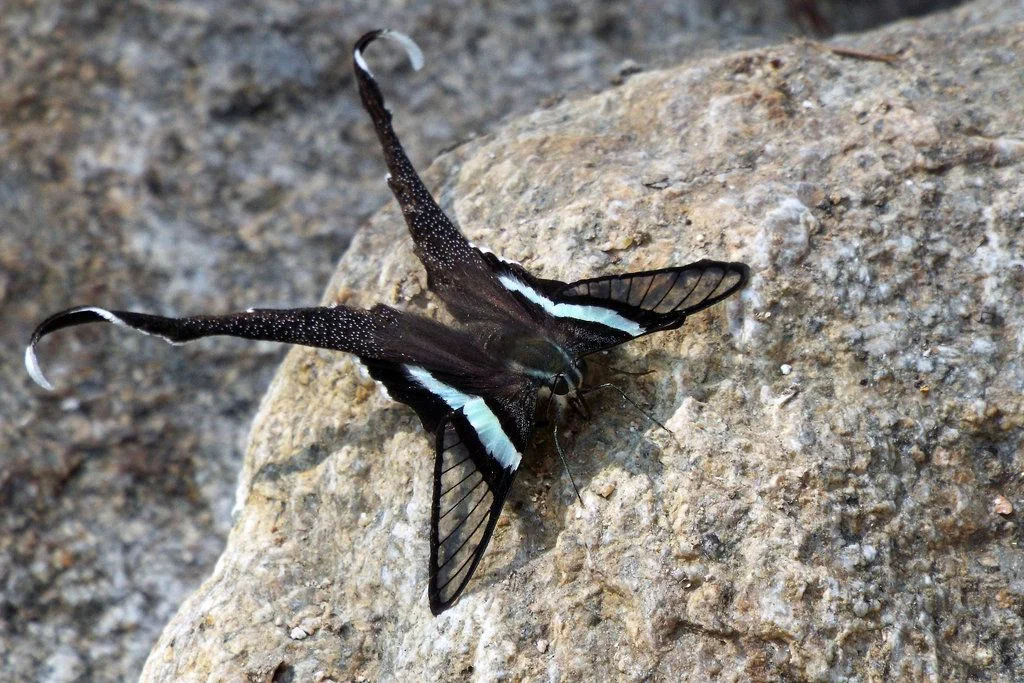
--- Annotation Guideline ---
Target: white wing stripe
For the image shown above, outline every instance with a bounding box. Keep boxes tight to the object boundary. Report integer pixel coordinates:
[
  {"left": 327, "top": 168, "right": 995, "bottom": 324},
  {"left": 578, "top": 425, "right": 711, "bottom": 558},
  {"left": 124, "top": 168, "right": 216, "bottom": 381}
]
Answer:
[
  {"left": 405, "top": 365, "right": 521, "bottom": 470},
  {"left": 498, "top": 275, "right": 644, "bottom": 336}
]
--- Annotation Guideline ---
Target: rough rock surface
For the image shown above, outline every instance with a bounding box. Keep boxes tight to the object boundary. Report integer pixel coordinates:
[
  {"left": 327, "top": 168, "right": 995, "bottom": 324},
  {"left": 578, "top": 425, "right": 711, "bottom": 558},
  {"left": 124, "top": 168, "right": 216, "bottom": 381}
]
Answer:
[
  {"left": 1, "top": 2, "right": 973, "bottom": 681},
  {"left": 131, "top": 2, "right": 1024, "bottom": 681}
]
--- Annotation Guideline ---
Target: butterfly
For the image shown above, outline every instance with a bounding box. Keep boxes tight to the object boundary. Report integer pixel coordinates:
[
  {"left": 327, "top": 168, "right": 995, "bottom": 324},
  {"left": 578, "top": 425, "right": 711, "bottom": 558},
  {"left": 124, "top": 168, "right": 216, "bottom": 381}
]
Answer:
[{"left": 26, "top": 29, "right": 749, "bottom": 614}]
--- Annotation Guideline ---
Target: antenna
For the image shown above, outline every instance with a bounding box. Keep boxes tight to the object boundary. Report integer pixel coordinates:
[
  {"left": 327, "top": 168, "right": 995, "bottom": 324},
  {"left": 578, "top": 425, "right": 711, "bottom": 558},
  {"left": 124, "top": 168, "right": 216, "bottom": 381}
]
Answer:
[{"left": 580, "top": 383, "right": 675, "bottom": 437}]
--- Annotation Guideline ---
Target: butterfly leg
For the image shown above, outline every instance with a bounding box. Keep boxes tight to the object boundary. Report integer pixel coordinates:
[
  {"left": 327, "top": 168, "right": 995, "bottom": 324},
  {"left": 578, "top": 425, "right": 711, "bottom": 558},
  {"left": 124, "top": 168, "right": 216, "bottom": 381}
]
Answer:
[
  {"left": 552, "top": 423, "right": 584, "bottom": 506},
  {"left": 607, "top": 364, "right": 655, "bottom": 377},
  {"left": 580, "top": 382, "right": 675, "bottom": 437}
]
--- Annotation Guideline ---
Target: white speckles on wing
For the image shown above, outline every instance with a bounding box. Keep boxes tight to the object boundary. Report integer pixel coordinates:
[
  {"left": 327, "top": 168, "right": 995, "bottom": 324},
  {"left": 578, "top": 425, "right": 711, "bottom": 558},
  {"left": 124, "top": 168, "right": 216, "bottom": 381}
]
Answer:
[
  {"left": 406, "top": 365, "right": 521, "bottom": 470},
  {"left": 498, "top": 275, "right": 645, "bottom": 336},
  {"left": 25, "top": 304, "right": 407, "bottom": 390}
]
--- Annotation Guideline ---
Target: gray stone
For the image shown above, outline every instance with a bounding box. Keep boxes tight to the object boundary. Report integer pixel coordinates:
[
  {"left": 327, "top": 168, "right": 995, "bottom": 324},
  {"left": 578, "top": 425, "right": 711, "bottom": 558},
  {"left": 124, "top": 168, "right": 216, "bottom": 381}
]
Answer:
[
  {"left": 1, "top": 0, "right": 1006, "bottom": 681},
  {"left": 135, "top": 1, "right": 1022, "bottom": 680}
]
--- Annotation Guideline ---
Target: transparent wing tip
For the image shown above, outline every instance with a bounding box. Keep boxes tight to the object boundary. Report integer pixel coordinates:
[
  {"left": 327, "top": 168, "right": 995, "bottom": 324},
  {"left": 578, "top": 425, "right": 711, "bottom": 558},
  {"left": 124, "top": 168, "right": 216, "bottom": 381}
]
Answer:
[
  {"left": 25, "top": 343, "right": 54, "bottom": 391},
  {"left": 24, "top": 305, "right": 132, "bottom": 391},
  {"left": 382, "top": 30, "right": 424, "bottom": 71},
  {"left": 355, "top": 29, "right": 425, "bottom": 77}
]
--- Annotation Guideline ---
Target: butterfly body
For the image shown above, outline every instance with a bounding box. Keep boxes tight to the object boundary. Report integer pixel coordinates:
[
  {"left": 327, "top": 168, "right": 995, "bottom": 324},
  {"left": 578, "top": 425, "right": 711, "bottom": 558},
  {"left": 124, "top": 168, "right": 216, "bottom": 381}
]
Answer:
[{"left": 26, "top": 29, "right": 749, "bottom": 614}]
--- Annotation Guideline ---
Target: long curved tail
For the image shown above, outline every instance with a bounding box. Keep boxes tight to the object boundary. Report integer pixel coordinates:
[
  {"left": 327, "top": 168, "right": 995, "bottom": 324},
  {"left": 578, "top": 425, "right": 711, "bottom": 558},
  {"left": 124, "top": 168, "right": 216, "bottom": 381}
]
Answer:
[{"left": 25, "top": 304, "right": 400, "bottom": 390}]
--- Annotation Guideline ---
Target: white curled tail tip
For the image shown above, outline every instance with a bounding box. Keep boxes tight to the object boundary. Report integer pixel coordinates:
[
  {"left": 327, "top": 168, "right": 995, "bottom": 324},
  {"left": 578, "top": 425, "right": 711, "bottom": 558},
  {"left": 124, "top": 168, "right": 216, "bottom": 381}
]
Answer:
[
  {"left": 25, "top": 344, "right": 54, "bottom": 391},
  {"left": 24, "top": 306, "right": 132, "bottom": 391},
  {"left": 382, "top": 30, "right": 424, "bottom": 71},
  {"left": 354, "top": 29, "right": 424, "bottom": 78}
]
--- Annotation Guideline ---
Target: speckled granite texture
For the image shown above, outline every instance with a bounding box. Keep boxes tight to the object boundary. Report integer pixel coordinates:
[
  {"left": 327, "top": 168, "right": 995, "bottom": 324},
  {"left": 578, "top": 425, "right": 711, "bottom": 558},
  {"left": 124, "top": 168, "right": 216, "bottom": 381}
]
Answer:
[
  {"left": 143, "top": 1, "right": 1024, "bottom": 680},
  {"left": 7, "top": 0, "right": 1013, "bottom": 681}
]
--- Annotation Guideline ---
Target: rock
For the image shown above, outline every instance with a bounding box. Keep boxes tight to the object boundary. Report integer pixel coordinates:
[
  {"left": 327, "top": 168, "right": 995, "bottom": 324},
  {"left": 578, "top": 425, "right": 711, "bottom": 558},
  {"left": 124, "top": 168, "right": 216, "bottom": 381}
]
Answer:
[
  {"left": 3, "top": 3, "right": 871, "bottom": 680},
  {"left": 133, "top": 1, "right": 1024, "bottom": 680},
  {"left": 2, "top": 1, "right": 1012, "bottom": 682},
  {"left": 993, "top": 495, "right": 1014, "bottom": 516}
]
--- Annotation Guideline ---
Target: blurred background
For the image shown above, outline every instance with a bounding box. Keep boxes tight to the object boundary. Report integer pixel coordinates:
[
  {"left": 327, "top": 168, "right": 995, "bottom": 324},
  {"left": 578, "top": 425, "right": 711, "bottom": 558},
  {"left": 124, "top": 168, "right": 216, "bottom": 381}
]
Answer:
[{"left": 0, "top": 1, "right": 964, "bottom": 679}]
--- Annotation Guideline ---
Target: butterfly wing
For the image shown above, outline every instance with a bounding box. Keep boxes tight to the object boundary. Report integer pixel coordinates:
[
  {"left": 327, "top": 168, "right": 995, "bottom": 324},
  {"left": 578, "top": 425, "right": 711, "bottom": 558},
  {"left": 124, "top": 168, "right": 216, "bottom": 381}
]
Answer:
[
  {"left": 362, "top": 354, "right": 536, "bottom": 613},
  {"left": 24, "top": 303, "right": 412, "bottom": 390},
  {"left": 554, "top": 260, "right": 750, "bottom": 354},
  {"left": 27, "top": 300, "right": 536, "bottom": 614},
  {"left": 27, "top": 303, "right": 536, "bottom": 448},
  {"left": 355, "top": 31, "right": 541, "bottom": 329},
  {"left": 428, "top": 412, "right": 516, "bottom": 613},
  {"left": 354, "top": 33, "right": 749, "bottom": 358},
  {"left": 556, "top": 261, "right": 749, "bottom": 327},
  {"left": 490, "top": 260, "right": 750, "bottom": 358}
]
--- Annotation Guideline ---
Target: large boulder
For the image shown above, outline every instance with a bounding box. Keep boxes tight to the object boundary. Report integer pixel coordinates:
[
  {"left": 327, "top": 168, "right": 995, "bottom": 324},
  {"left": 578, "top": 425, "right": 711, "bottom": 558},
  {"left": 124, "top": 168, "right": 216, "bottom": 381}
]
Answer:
[
  {"left": 140, "top": 1, "right": 1024, "bottom": 680},
  {"left": 10, "top": 3, "right": 962, "bottom": 680}
]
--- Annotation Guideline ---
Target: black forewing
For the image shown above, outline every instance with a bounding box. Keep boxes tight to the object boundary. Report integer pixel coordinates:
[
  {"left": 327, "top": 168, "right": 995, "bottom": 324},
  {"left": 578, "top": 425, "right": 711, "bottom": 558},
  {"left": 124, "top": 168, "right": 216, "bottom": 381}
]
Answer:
[
  {"left": 465, "top": 258, "right": 750, "bottom": 358},
  {"left": 362, "top": 347, "right": 535, "bottom": 614},
  {"left": 354, "top": 312, "right": 538, "bottom": 441},
  {"left": 361, "top": 361, "right": 532, "bottom": 615},
  {"left": 26, "top": 300, "right": 536, "bottom": 614},
  {"left": 353, "top": 31, "right": 750, "bottom": 362}
]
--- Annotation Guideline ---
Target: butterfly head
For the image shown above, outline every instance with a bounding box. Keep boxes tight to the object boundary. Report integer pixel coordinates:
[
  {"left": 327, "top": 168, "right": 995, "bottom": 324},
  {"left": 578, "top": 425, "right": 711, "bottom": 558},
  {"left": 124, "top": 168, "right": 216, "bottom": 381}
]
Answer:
[
  {"left": 495, "top": 336, "right": 590, "bottom": 417},
  {"left": 548, "top": 357, "right": 591, "bottom": 419}
]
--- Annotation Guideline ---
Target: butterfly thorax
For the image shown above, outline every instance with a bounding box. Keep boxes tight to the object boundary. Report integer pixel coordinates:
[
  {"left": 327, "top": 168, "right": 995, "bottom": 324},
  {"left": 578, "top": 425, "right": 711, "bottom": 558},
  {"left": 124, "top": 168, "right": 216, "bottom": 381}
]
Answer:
[{"left": 488, "top": 334, "right": 582, "bottom": 392}]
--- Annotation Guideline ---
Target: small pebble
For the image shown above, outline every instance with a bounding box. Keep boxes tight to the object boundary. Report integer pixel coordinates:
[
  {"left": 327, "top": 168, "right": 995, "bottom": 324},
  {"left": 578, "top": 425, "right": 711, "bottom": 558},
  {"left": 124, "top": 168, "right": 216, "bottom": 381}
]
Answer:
[
  {"left": 290, "top": 627, "right": 308, "bottom": 640},
  {"left": 536, "top": 639, "right": 549, "bottom": 654},
  {"left": 992, "top": 495, "right": 1013, "bottom": 516},
  {"left": 978, "top": 554, "right": 1000, "bottom": 569},
  {"left": 780, "top": 364, "right": 792, "bottom": 375}
]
